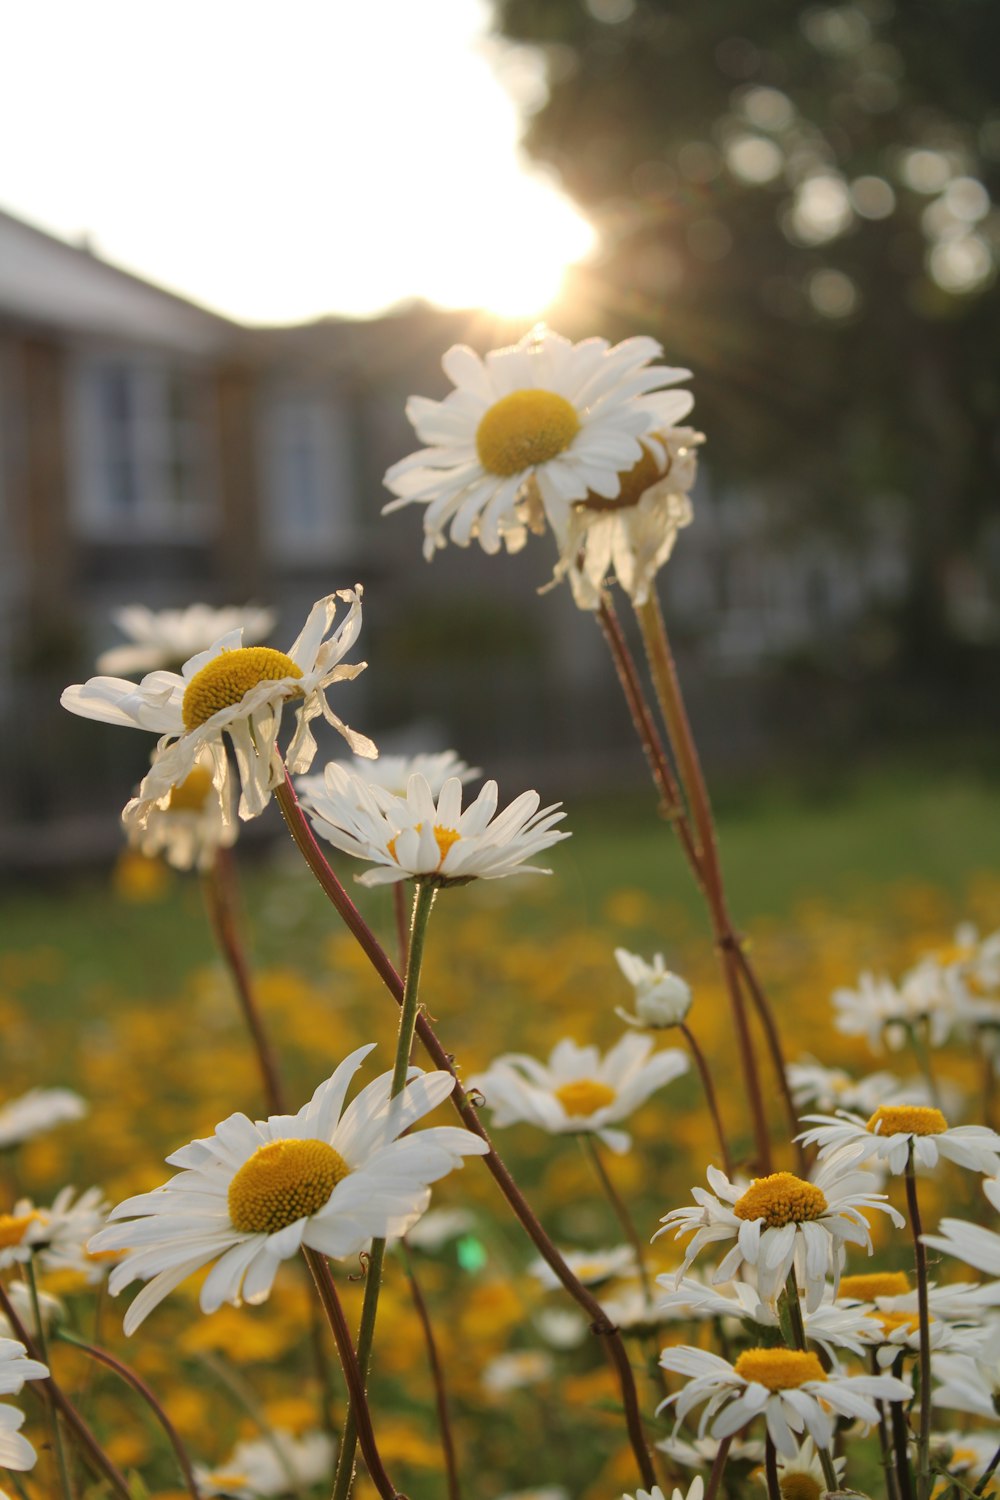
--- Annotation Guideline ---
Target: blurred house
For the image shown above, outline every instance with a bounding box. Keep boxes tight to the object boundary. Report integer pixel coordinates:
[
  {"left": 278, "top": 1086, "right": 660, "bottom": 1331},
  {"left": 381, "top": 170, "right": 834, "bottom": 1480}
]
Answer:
[{"left": 0, "top": 209, "right": 915, "bottom": 865}]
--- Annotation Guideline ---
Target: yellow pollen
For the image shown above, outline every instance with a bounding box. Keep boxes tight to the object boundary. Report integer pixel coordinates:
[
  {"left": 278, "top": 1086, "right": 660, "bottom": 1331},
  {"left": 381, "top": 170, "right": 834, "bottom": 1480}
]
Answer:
[
  {"left": 227, "top": 1138, "right": 350, "bottom": 1235},
  {"left": 733, "top": 1172, "right": 828, "bottom": 1228},
  {"left": 876, "top": 1311, "right": 923, "bottom": 1338},
  {"left": 839, "top": 1270, "right": 911, "bottom": 1300},
  {"left": 387, "top": 823, "right": 462, "bottom": 868},
  {"left": 182, "top": 647, "right": 302, "bottom": 730},
  {"left": 555, "top": 1079, "right": 617, "bottom": 1117},
  {"left": 165, "top": 766, "right": 215, "bottom": 812},
  {"left": 733, "top": 1347, "right": 826, "bottom": 1391},
  {"left": 780, "top": 1476, "right": 822, "bottom": 1500},
  {"left": 475, "top": 389, "right": 580, "bottom": 477},
  {"left": 580, "top": 441, "right": 666, "bottom": 512},
  {"left": 0, "top": 1211, "right": 41, "bottom": 1249},
  {"left": 866, "top": 1105, "right": 948, "bottom": 1137}
]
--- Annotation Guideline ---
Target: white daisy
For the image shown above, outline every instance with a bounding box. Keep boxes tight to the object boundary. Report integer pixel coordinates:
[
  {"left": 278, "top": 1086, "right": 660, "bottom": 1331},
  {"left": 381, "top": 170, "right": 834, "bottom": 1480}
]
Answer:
[
  {"left": 0, "top": 1088, "right": 86, "bottom": 1149},
  {"left": 831, "top": 967, "right": 962, "bottom": 1052},
  {"left": 88, "top": 1044, "right": 489, "bottom": 1334},
  {"left": 0, "top": 1339, "right": 48, "bottom": 1396},
  {"left": 751, "top": 1437, "right": 846, "bottom": 1497},
  {"left": 840, "top": 1266, "right": 1000, "bottom": 1323},
  {"left": 468, "top": 1034, "right": 688, "bottom": 1155},
  {"left": 786, "top": 1059, "right": 914, "bottom": 1116},
  {"left": 62, "top": 589, "right": 376, "bottom": 823},
  {"left": 549, "top": 424, "right": 702, "bottom": 610},
  {"left": 0, "top": 1187, "right": 108, "bottom": 1279},
  {"left": 598, "top": 1283, "right": 679, "bottom": 1335},
  {"left": 383, "top": 327, "right": 692, "bottom": 559},
  {"left": 931, "top": 1429, "right": 1000, "bottom": 1477},
  {"left": 123, "top": 747, "right": 238, "bottom": 872},
  {"left": 623, "top": 1480, "right": 704, "bottom": 1500},
  {"left": 656, "top": 1161, "right": 902, "bottom": 1311},
  {"left": 658, "top": 1276, "right": 880, "bottom": 1361},
  {"left": 923, "top": 1178, "right": 1000, "bottom": 1277},
  {"left": 96, "top": 603, "right": 276, "bottom": 676},
  {"left": 196, "top": 1428, "right": 335, "bottom": 1498},
  {"left": 859, "top": 1306, "right": 975, "bottom": 1370},
  {"left": 299, "top": 765, "right": 569, "bottom": 887},
  {"left": 614, "top": 949, "right": 692, "bottom": 1030},
  {"left": 481, "top": 1349, "right": 553, "bottom": 1395},
  {"left": 0, "top": 1404, "right": 39, "bottom": 1473},
  {"left": 529, "top": 1244, "right": 638, "bottom": 1291},
  {"left": 658, "top": 1343, "right": 911, "bottom": 1458},
  {"left": 798, "top": 1104, "right": 1000, "bottom": 1177},
  {"left": 656, "top": 1433, "right": 764, "bottom": 1469},
  {"left": 932, "top": 1324, "right": 1000, "bottom": 1419},
  {"left": 402, "top": 1207, "right": 477, "bottom": 1253},
  {"left": 0, "top": 1282, "right": 63, "bottom": 1341},
  {"left": 299, "top": 749, "right": 479, "bottom": 802}
]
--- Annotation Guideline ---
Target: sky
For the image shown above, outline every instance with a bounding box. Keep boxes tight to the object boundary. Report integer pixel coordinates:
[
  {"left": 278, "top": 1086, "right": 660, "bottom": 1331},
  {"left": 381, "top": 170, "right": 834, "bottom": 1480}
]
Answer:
[{"left": 0, "top": 0, "right": 596, "bottom": 324}]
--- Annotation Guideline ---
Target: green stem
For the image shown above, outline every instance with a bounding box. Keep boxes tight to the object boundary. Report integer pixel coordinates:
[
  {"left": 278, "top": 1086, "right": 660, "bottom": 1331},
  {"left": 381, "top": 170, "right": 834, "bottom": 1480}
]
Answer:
[
  {"left": 764, "top": 1434, "right": 781, "bottom": 1500},
  {"left": 331, "top": 879, "right": 436, "bottom": 1500},
  {"left": 582, "top": 1137, "right": 654, "bottom": 1306},
  {"left": 780, "top": 1271, "right": 839, "bottom": 1493},
  {"left": 974, "top": 1443, "right": 1000, "bottom": 1496},
  {"left": 678, "top": 1022, "right": 734, "bottom": 1177},
  {"left": 905, "top": 1147, "right": 934, "bottom": 1500},
  {"left": 27, "top": 1257, "right": 74, "bottom": 1500}
]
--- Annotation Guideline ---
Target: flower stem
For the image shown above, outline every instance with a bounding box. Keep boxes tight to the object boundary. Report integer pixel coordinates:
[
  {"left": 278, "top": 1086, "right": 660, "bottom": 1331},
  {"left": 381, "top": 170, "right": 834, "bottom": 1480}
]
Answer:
[
  {"left": 273, "top": 773, "right": 658, "bottom": 1490},
  {"left": 194, "top": 1351, "right": 306, "bottom": 1500},
  {"left": 780, "top": 1271, "right": 839, "bottom": 1493},
  {"left": 55, "top": 1330, "right": 200, "bottom": 1500},
  {"left": 704, "top": 1435, "right": 732, "bottom": 1500},
  {"left": 764, "top": 1434, "right": 781, "bottom": 1500},
  {"left": 403, "top": 1240, "right": 462, "bottom": 1500},
  {"left": 27, "top": 1256, "right": 74, "bottom": 1500},
  {"left": 678, "top": 1023, "right": 734, "bottom": 1176},
  {"left": 0, "top": 1279, "right": 130, "bottom": 1499},
  {"left": 202, "top": 847, "right": 286, "bottom": 1114},
  {"left": 889, "top": 1351, "right": 917, "bottom": 1500},
  {"left": 332, "top": 879, "right": 436, "bottom": 1500},
  {"left": 905, "top": 1147, "right": 934, "bottom": 1500},
  {"left": 873, "top": 1350, "right": 903, "bottom": 1500},
  {"left": 974, "top": 1443, "right": 1000, "bottom": 1496},
  {"left": 581, "top": 1136, "right": 654, "bottom": 1305}
]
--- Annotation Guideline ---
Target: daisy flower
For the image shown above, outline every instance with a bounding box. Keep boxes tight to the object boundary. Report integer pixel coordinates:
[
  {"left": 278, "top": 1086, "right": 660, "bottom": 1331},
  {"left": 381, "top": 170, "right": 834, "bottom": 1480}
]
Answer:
[
  {"left": 798, "top": 1104, "right": 1000, "bottom": 1177},
  {"left": 123, "top": 747, "right": 237, "bottom": 872},
  {"left": 786, "top": 1059, "right": 914, "bottom": 1116},
  {"left": 0, "top": 1088, "right": 86, "bottom": 1149},
  {"left": 831, "top": 968, "right": 962, "bottom": 1052},
  {"left": 598, "top": 1284, "right": 680, "bottom": 1336},
  {"left": 529, "top": 1245, "right": 638, "bottom": 1291},
  {"left": 932, "top": 1324, "right": 1000, "bottom": 1419},
  {"left": 549, "top": 424, "right": 702, "bottom": 610},
  {"left": 657, "top": 1434, "right": 764, "bottom": 1470},
  {"left": 658, "top": 1276, "right": 880, "bottom": 1361},
  {"left": 88, "top": 1044, "right": 489, "bottom": 1334},
  {"left": 614, "top": 949, "right": 692, "bottom": 1030},
  {"left": 383, "top": 328, "right": 692, "bottom": 559},
  {"left": 0, "top": 1187, "right": 108, "bottom": 1278},
  {"left": 751, "top": 1437, "right": 846, "bottom": 1497},
  {"left": 299, "top": 748, "right": 480, "bottom": 802},
  {"left": 623, "top": 1481, "right": 704, "bottom": 1500},
  {"left": 860, "top": 1307, "right": 975, "bottom": 1369},
  {"left": 839, "top": 1267, "right": 1000, "bottom": 1322},
  {"left": 931, "top": 1430, "right": 1000, "bottom": 1479},
  {"left": 656, "top": 1161, "right": 903, "bottom": 1311},
  {"left": 481, "top": 1350, "right": 553, "bottom": 1395},
  {"left": 96, "top": 603, "right": 276, "bottom": 676},
  {"left": 299, "top": 765, "right": 568, "bottom": 887},
  {"left": 0, "top": 1339, "right": 48, "bottom": 1396},
  {"left": 468, "top": 1034, "right": 688, "bottom": 1155},
  {"left": 0, "top": 1402, "right": 40, "bottom": 1473},
  {"left": 0, "top": 1339, "right": 48, "bottom": 1475},
  {"left": 923, "top": 1177, "right": 1000, "bottom": 1276},
  {"left": 62, "top": 589, "right": 376, "bottom": 822},
  {"left": 196, "top": 1428, "right": 335, "bottom": 1498},
  {"left": 658, "top": 1343, "right": 911, "bottom": 1458}
]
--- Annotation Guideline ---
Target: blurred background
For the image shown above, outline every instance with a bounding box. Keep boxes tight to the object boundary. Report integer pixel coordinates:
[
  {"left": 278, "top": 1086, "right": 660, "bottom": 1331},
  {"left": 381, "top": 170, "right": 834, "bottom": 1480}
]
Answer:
[{"left": 0, "top": 0, "right": 998, "bottom": 867}]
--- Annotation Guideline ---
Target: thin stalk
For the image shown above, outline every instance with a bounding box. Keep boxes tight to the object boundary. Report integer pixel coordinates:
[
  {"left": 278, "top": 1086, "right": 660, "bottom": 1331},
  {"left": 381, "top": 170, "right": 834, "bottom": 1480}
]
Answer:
[
  {"left": 27, "top": 1257, "right": 74, "bottom": 1500},
  {"left": 678, "top": 1023, "right": 734, "bottom": 1176},
  {"left": 906, "top": 1020, "right": 942, "bottom": 1112},
  {"left": 704, "top": 1435, "right": 733, "bottom": 1500},
  {"left": 873, "top": 1350, "right": 903, "bottom": 1500},
  {"left": 273, "top": 773, "right": 657, "bottom": 1490},
  {"left": 331, "top": 880, "right": 436, "bottom": 1500},
  {"left": 56, "top": 1330, "right": 199, "bottom": 1500},
  {"left": 905, "top": 1147, "right": 934, "bottom": 1500},
  {"left": 780, "top": 1271, "right": 839, "bottom": 1494},
  {"left": 303, "top": 1248, "right": 404, "bottom": 1500},
  {"left": 202, "top": 846, "right": 286, "bottom": 1113},
  {"left": 0, "top": 1280, "right": 130, "bottom": 1499},
  {"left": 732, "top": 945, "right": 805, "bottom": 1167},
  {"left": 403, "top": 1241, "right": 462, "bottom": 1500},
  {"left": 890, "top": 1350, "right": 917, "bottom": 1500},
  {"left": 195, "top": 1351, "right": 306, "bottom": 1500},
  {"left": 974, "top": 1444, "right": 1000, "bottom": 1496},
  {"left": 764, "top": 1434, "right": 781, "bottom": 1500},
  {"left": 582, "top": 1136, "right": 654, "bottom": 1305}
]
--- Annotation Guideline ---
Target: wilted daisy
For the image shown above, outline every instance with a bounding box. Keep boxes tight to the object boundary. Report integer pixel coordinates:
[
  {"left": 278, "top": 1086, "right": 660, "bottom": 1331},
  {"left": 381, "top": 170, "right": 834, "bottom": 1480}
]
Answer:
[
  {"left": 299, "top": 748, "right": 479, "bottom": 802},
  {"left": 383, "top": 328, "right": 692, "bottom": 558},
  {"left": 96, "top": 603, "right": 276, "bottom": 676},
  {"left": 614, "top": 948, "right": 692, "bottom": 1029},
  {"left": 89, "top": 1044, "right": 489, "bottom": 1333},
  {"left": 299, "top": 765, "right": 568, "bottom": 886},
  {"left": 656, "top": 1161, "right": 902, "bottom": 1311},
  {"left": 549, "top": 424, "right": 702, "bottom": 610},
  {"left": 62, "top": 589, "right": 376, "bottom": 822},
  {"left": 123, "top": 746, "right": 237, "bottom": 872},
  {"left": 196, "top": 1428, "right": 335, "bottom": 1498},
  {"left": 798, "top": 1105, "right": 1000, "bottom": 1177},
  {"left": 658, "top": 1343, "right": 911, "bottom": 1458},
  {"left": 0, "top": 1088, "right": 86, "bottom": 1149},
  {"left": 469, "top": 1034, "right": 688, "bottom": 1155}
]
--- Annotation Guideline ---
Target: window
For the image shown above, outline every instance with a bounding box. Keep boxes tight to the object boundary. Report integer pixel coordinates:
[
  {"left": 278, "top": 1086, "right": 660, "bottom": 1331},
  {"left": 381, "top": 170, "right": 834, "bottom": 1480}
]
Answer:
[
  {"left": 71, "top": 354, "right": 213, "bottom": 539},
  {"left": 262, "top": 385, "right": 356, "bottom": 563}
]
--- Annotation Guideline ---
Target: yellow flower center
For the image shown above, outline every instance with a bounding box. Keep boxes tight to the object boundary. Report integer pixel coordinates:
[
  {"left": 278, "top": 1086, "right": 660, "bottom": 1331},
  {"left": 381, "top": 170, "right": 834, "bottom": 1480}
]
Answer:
[
  {"left": 580, "top": 442, "right": 666, "bottom": 512},
  {"left": 876, "top": 1310, "right": 923, "bottom": 1338},
  {"left": 182, "top": 647, "right": 303, "bottom": 731},
  {"left": 733, "top": 1172, "right": 828, "bottom": 1228},
  {"left": 866, "top": 1105, "right": 948, "bottom": 1137},
  {"left": 211, "top": 1476, "right": 249, "bottom": 1490},
  {"left": 839, "top": 1270, "right": 911, "bottom": 1300},
  {"left": 554, "top": 1079, "right": 617, "bottom": 1117},
  {"left": 227, "top": 1138, "right": 351, "bottom": 1235},
  {"left": 780, "top": 1476, "right": 822, "bottom": 1500},
  {"left": 733, "top": 1347, "right": 826, "bottom": 1391},
  {"left": 475, "top": 389, "right": 580, "bottom": 477},
  {"left": 387, "top": 824, "right": 461, "bottom": 867},
  {"left": 0, "top": 1211, "right": 41, "bottom": 1249},
  {"left": 165, "top": 765, "right": 215, "bottom": 812}
]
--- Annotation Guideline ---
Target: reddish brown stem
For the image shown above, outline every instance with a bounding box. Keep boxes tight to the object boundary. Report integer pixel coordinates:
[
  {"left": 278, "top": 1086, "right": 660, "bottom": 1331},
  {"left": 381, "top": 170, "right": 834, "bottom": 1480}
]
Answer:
[
  {"left": 679, "top": 1022, "right": 734, "bottom": 1177},
  {"left": 274, "top": 774, "right": 657, "bottom": 1491},
  {"left": 403, "top": 1242, "right": 462, "bottom": 1500}
]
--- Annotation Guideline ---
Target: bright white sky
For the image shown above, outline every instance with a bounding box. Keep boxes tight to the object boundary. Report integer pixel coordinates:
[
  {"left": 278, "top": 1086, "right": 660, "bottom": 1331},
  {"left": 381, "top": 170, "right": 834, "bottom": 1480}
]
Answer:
[{"left": 0, "top": 0, "right": 595, "bottom": 324}]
